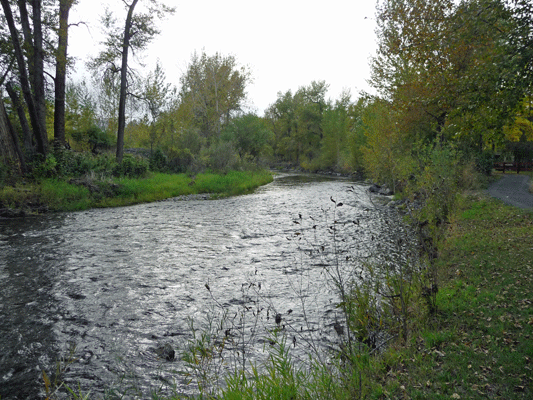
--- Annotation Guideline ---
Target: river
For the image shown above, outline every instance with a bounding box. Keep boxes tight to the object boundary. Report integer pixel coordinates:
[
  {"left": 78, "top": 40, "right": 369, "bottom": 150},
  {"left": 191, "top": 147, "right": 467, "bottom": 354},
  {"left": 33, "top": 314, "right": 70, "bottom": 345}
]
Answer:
[{"left": 0, "top": 173, "right": 410, "bottom": 399}]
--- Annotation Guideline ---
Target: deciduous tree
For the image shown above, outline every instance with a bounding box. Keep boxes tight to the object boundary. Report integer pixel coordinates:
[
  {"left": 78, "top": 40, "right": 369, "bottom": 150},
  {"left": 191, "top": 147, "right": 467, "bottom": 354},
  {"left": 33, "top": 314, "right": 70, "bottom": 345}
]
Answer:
[
  {"left": 221, "top": 113, "right": 273, "bottom": 160},
  {"left": 142, "top": 60, "right": 175, "bottom": 152},
  {"left": 507, "top": 0, "right": 533, "bottom": 91},
  {"left": 53, "top": 0, "right": 76, "bottom": 149},
  {"left": 179, "top": 51, "right": 251, "bottom": 143},
  {"left": 89, "top": 0, "right": 174, "bottom": 162},
  {"left": 265, "top": 81, "right": 329, "bottom": 166},
  {"left": 370, "top": 0, "right": 524, "bottom": 153},
  {"left": 0, "top": 0, "right": 49, "bottom": 155},
  {"left": 319, "top": 91, "right": 353, "bottom": 171}
]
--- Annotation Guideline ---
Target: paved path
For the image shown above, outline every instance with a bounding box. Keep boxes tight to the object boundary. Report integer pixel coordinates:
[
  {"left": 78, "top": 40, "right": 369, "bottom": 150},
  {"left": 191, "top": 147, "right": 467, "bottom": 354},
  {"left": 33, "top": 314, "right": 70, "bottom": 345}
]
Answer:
[{"left": 486, "top": 174, "right": 533, "bottom": 209}]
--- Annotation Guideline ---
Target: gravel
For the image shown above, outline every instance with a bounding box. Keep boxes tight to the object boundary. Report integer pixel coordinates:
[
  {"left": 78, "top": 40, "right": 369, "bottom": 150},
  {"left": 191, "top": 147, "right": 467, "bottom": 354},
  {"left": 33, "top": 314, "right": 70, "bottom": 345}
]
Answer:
[{"left": 486, "top": 174, "right": 533, "bottom": 209}]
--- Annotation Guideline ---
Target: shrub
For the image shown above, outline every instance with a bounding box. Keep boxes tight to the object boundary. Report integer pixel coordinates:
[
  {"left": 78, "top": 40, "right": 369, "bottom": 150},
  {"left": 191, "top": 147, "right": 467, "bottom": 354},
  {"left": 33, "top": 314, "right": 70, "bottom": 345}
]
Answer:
[
  {"left": 50, "top": 150, "right": 119, "bottom": 178},
  {"left": 53, "top": 149, "right": 92, "bottom": 177},
  {"left": 204, "top": 141, "right": 239, "bottom": 173},
  {"left": 475, "top": 150, "right": 495, "bottom": 175},
  {"left": 87, "top": 125, "right": 115, "bottom": 154},
  {"left": 31, "top": 154, "right": 58, "bottom": 179},
  {"left": 0, "top": 161, "right": 11, "bottom": 187},
  {"left": 92, "top": 153, "right": 116, "bottom": 175},
  {"left": 149, "top": 149, "right": 168, "bottom": 172},
  {"left": 112, "top": 154, "right": 148, "bottom": 178},
  {"left": 178, "top": 127, "right": 204, "bottom": 155},
  {"left": 167, "top": 148, "right": 194, "bottom": 173}
]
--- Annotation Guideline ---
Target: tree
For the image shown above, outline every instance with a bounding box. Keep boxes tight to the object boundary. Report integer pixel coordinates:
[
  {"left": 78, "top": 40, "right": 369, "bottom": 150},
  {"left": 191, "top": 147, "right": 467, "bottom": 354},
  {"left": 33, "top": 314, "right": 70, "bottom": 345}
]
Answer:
[
  {"left": 319, "top": 91, "right": 353, "bottom": 171},
  {"left": 296, "top": 81, "right": 329, "bottom": 165},
  {"left": 221, "top": 113, "right": 273, "bottom": 160},
  {"left": 0, "top": 94, "right": 26, "bottom": 174},
  {"left": 446, "top": 0, "right": 521, "bottom": 150},
  {"left": 53, "top": 0, "right": 76, "bottom": 149},
  {"left": 142, "top": 60, "right": 175, "bottom": 152},
  {"left": 361, "top": 98, "right": 415, "bottom": 191},
  {"left": 370, "top": 0, "right": 521, "bottom": 152},
  {"left": 1, "top": 0, "right": 82, "bottom": 161},
  {"left": 179, "top": 51, "right": 251, "bottom": 142},
  {"left": 5, "top": 81, "right": 33, "bottom": 154},
  {"left": 265, "top": 89, "right": 299, "bottom": 162},
  {"left": 65, "top": 80, "right": 99, "bottom": 150},
  {"left": 0, "top": 0, "right": 49, "bottom": 155},
  {"left": 89, "top": 0, "right": 175, "bottom": 162},
  {"left": 507, "top": 0, "right": 533, "bottom": 92},
  {"left": 504, "top": 98, "right": 533, "bottom": 142},
  {"left": 265, "top": 81, "right": 329, "bottom": 166}
]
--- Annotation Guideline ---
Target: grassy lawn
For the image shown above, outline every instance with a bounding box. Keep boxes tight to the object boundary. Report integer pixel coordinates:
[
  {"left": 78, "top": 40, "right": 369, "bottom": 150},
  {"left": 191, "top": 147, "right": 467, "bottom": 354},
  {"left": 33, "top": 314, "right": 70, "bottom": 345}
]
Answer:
[{"left": 375, "top": 194, "right": 533, "bottom": 399}]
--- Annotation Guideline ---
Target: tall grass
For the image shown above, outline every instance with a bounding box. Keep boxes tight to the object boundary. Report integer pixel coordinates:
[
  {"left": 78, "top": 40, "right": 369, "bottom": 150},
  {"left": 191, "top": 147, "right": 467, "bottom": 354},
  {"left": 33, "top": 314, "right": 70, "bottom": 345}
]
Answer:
[
  {"left": 40, "top": 180, "right": 92, "bottom": 211},
  {"left": 210, "top": 194, "right": 533, "bottom": 400},
  {"left": 194, "top": 170, "right": 273, "bottom": 196}
]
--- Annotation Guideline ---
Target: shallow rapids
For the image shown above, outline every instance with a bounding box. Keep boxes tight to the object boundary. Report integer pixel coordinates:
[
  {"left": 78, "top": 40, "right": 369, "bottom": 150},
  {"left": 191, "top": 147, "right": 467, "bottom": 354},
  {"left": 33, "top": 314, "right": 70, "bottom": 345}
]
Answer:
[{"left": 0, "top": 173, "right": 409, "bottom": 399}]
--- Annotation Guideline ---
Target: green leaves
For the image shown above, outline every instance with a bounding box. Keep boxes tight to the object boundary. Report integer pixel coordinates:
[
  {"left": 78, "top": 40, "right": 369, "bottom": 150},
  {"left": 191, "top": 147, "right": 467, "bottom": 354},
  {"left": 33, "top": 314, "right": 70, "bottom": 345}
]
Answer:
[
  {"left": 221, "top": 113, "right": 273, "bottom": 160},
  {"left": 179, "top": 51, "right": 251, "bottom": 140},
  {"left": 371, "top": 0, "right": 527, "bottom": 151}
]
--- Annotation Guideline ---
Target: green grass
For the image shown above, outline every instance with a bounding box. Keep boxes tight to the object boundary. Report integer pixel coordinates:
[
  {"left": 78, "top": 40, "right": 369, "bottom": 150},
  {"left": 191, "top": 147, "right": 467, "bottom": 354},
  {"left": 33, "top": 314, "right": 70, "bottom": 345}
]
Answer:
[
  {"left": 372, "top": 194, "right": 533, "bottom": 399},
  {"left": 0, "top": 170, "right": 273, "bottom": 212}
]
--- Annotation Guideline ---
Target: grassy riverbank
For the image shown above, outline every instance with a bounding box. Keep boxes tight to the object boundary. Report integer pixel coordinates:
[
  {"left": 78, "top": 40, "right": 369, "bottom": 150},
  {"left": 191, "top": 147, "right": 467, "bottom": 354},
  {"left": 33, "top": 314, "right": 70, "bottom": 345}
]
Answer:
[
  {"left": 361, "top": 193, "right": 533, "bottom": 399},
  {"left": 0, "top": 170, "right": 273, "bottom": 213}
]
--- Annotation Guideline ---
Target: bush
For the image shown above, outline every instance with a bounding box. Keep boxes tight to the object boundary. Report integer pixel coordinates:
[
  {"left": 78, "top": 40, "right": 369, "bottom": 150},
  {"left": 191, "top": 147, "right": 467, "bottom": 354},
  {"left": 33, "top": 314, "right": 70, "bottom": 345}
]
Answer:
[
  {"left": 51, "top": 150, "right": 119, "bottom": 178},
  {"left": 177, "top": 127, "right": 204, "bottom": 155},
  {"left": 407, "top": 144, "right": 463, "bottom": 237},
  {"left": 31, "top": 154, "right": 57, "bottom": 179},
  {"left": 0, "top": 161, "right": 12, "bottom": 187},
  {"left": 204, "top": 141, "right": 239, "bottom": 173},
  {"left": 167, "top": 148, "right": 195, "bottom": 173},
  {"left": 475, "top": 151, "right": 495, "bottom": 175},
  {"left": 53, "top": 150, "right": 91, "bottom": 177},
  {"left": 149, "top": 149, "right": 168, "bottom": 172},
  {"left": 112, "top": 154, "right": 148, "bottom": 178},
  {"left": 70, "top": 125, "right": 115, "bottom": 153},
  {"left": 87, "top": 125, "right": 115, "bottom": 154}
]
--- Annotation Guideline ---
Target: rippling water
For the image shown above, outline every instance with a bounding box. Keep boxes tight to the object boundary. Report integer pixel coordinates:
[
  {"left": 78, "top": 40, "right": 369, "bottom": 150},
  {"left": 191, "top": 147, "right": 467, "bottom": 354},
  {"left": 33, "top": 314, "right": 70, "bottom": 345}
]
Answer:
[{"left": 0, "top": 173, "right": 409, "bottom": 399}]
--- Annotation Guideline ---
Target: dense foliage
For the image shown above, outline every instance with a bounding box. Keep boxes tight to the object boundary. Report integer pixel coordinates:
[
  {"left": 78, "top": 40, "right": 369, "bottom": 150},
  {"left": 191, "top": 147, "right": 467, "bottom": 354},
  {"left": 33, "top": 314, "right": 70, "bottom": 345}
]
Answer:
[{"left": 2, "top": 0, "right": 531, "bottom": 186}]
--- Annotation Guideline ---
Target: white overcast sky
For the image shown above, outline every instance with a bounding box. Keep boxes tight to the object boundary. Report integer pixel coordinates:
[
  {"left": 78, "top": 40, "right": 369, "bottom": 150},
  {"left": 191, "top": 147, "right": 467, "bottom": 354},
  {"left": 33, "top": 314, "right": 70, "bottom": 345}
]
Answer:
[{"left": 68, "top": 0, "right": 378, "bottom": 114}]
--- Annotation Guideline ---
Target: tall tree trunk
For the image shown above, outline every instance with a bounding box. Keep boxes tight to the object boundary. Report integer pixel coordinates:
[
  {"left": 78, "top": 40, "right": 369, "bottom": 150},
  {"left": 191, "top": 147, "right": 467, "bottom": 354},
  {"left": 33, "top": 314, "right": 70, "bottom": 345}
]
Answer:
[
  {"left": 17, "top": 0, "right": 48, "bottom": 151},
  {"left": 116, "top": 0, "right": 139, "bottom": 163},
  {"left": 1, "top": 0, "right": 47, "bottom": 156},
  {"left": 5, "top": 82, "right": 34, "bottom": 154},
  {"left": 17, "top": 0, "right": 34, "bottom": 74},
  {"left": 54, "top": 0, "right": 73, "bottom": 149},
  {"left": 0, "top": 100, "right": 26, "bottom": 174},
  {"left": 31, "top": 0, "right": 48, "bottom": 151}
]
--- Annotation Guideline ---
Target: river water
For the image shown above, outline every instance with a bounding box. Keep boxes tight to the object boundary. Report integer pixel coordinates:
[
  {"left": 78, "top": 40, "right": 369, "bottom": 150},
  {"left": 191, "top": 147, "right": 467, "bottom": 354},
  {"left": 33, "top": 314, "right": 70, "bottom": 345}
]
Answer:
[{"left": 0, "top": 173, "right": 410, "bottom": 399}]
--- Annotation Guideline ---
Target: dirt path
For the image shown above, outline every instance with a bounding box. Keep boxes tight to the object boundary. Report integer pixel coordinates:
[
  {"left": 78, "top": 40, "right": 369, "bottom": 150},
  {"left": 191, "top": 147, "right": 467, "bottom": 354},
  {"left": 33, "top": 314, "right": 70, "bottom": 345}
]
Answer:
[{"left": 486, "top": 174, "right": 533, "bottom": 209}]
